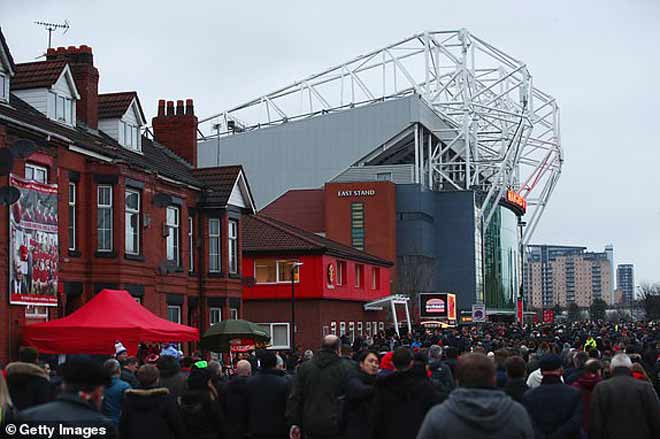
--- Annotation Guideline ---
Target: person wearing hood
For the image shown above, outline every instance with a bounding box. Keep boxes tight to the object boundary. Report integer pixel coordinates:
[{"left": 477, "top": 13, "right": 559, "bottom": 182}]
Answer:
[
  {"left": 343, "top": 350, "right": 379, "bottom": 439},
  {"left": 417, "top": 352, "right": 533, "bottom": 439},
  {"left": 5, "top": 346, "right": 52, "bottom": 410},
  {"left": 156, "top": 354, "right": 187, "bottom": 399},
  {"left": 370, "top": 347, "right": 440, "bottom": 439},
  {"left": 522, "top": 354, "right": 582, "bottom": 439},
  {"left": 245, "top": 351, "right": 291, "bottom": 439},
  {"left": 119, "top": 364, "right": 186, "bottom": 439},
  {"left": 570, "top": 359, "right": 602, "bottom": 436},
  {"left": 590, "top": 353, "right": 660, "bottom": 439},
  {"left": 177, "top": 361, "right": 224, "bottom": 439},
  {"left": 286, "top": 335, "right": 354, "bottom": 439}
]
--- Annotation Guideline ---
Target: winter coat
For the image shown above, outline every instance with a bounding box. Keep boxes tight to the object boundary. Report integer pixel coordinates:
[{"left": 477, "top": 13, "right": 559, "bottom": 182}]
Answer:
[
  {"left": 286, "top": 349, "right": 354, "bottom": 437},
  {"left": 428, "top": 359, "right": 455, "bottom": 402},
  {"left": 343, "top": 369, "right": 377, "bottom": 439},
  {"left": 522, "top": 375, "right": 582, "bottom": 439},
  {"left": 102, "top": 376, "right": 131, "bottom": 425},
  {"left": 119, "top": 387, "right": 186, "bottom": 439},
  {"left": 589, "top": 368, "right": 660, "bottom": 439},
  {"left": 570, "top": 372, "right": 601, "bottom": 434},
  {"left": 157, "top": 357, "right": 187, "bottom": 399},
  {"left": 370, "top": 368, "right": 441, "bottom": 439},
  {"left": 120, "top": 368, "right": 139, "bottom": 388},
  {"left": 222, "top": 375, "right": 250, "bottom": 439},
  {"left": 246, "top": 368, "right": 291, "bottom": 439},
  {"left": 5, "top": 361, "right": 53, "bottom": 410},
  {"left": 417, "top": 387, "right": 534, "bottom": 439},
  {"left": 504, "top": 377, "right": 529, "bottom": 403},
  {"left": 19, "top": 392, "right": 116, "bottom": 439},
  {"left": 178, "top": 389, "right": 224, "bottom": 439}
]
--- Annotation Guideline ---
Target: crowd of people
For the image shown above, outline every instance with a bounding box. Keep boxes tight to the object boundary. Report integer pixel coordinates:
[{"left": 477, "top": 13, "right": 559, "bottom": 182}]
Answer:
[{"left": 0, "top": 320, "right": 659, "bottom": 438}]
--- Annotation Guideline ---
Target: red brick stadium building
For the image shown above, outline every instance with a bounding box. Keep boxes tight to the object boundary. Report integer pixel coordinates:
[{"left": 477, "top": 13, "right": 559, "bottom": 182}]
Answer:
[{"left": 0, "top": 29, "right": 256, "bottom": 363}]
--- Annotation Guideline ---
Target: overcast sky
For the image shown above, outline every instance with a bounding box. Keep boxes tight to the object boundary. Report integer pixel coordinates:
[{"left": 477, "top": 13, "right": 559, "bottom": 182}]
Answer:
[{"left": 5, "top": 0, "right": 659, "bottom": 284}]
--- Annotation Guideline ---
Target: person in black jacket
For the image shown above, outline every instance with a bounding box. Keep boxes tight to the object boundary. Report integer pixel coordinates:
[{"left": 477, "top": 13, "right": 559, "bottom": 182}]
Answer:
[
  {"left": 245, "top": 351, "right": 291, "bottom": 439},
  {"left": 522, "top": 354, "right": 582, "bottom": 439},
  {"left": 178, "top": 362, "right": 224, "bottom": 439},
  {"left": 427, "top": 345, "right": 455, "bottom": 402},
  {"left": 370, "top": 347, "right": 440, "bottom": 439},
  {"left": 119, "top": 364, "right": 186, "bottom": 439},
  {"left": 120, "top": 357, "right": 140, "bottom": 389},
  {"left": 286, "top": 335, "right": 354, "bottom": 439},
  {"left": 5, "top": 346, "right": 52, "bottom": 410},
  {"left": 503, "top": 355, "right": 529, "bottom": 403},
  {"left": 343, "top": 350, "right": 378, "bottom": 439},
  {"left": 20, "top": 355, "right": 116, "bottom": 439},
  {"left": 222, "top": 359, "right": 251, "bottom": 439}
]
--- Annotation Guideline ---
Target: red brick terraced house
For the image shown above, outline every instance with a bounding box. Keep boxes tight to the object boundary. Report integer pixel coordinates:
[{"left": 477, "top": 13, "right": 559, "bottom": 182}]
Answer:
[
  {"left": 0, "top": 28, "right": 256, "bottom": 363},
  {"left": 241, "top": 214, "right": 393, "bottom": 351}
]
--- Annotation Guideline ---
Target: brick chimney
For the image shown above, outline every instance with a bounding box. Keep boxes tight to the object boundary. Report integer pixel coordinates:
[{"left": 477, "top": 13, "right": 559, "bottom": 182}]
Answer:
[
  {"left": 152, "top": 99, "right": 198, "bottom": 166},
  {"left": 46, "top": 45, "right": 99, "bottom": 129}
]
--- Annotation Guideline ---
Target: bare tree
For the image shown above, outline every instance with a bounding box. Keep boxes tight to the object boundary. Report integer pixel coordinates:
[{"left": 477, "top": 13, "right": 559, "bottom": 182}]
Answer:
[
  {"left": 394, "top": 254, "right": 434, "bottom": 320},
  {"left": 639, "top": 282, "right": 660, "bottom": 320}
]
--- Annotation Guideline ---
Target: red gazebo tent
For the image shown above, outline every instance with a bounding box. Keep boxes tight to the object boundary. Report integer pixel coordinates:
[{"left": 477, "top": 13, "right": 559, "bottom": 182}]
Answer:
[{"left": 23, "top": 289, "right": 199, "bottom": 355}]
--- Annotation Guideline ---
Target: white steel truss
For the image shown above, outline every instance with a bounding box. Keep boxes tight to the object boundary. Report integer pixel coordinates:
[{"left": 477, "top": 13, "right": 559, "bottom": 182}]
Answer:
[{"left": 198, "top": 30, "right": 562, "bottom": 243}]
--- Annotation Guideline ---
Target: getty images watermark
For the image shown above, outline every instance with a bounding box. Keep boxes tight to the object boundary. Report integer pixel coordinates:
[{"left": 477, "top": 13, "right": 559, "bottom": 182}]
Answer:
[{"left": 5, "top": 423, "right": 110, "bottom": 438}]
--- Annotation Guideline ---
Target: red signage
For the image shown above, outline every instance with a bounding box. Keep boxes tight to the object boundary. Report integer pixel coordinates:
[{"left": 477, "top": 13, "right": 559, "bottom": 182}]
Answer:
[
  {"left": 517, "top": 299, "right": 524, "bottom": 322},
  {"left": 506, "top": 190, "right": 527, "bottom": 214},
  {"left": 542, "top": 309, "right": 555, "bottom": 323},
  {"left": 447, "top": 294, "right": 457, "bottom": 321}
]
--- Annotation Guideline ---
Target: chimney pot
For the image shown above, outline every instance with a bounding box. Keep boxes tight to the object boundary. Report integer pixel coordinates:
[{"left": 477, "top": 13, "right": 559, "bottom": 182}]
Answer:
[
  {"left": 185, "top": 99, "right": 194, "bottom": 115},
  {"left": 157, "top": 99, "right": 166, "bottom": 117},
  {"left": 152, "top": 97, "right": 199, "bottom": 167},
  {"left": 166, "top": 101, "right": 175, "bottom": 116},
  {"left": 176, "top": 100, "right": 184, "bottom": 116}
]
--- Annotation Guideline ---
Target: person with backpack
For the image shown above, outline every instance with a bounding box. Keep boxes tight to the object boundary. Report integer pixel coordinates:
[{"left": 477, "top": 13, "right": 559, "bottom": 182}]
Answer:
[{"left": 427, "top": 345, "right": 455, "bottom": 402}]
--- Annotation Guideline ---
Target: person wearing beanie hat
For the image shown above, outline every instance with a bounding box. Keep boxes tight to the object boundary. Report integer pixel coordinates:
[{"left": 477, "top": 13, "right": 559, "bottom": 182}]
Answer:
[
  {"left": 178, "top": 362, "right": 224, "bottom": 439},
  {"left": 114, "top": 341, "right": 128, "bottom": 362},
  {"left": 522, "top": 354, "right": 583, "bottom": 438},
  {"left": 20, "top": 356, "right": 115, "bottom": 438}
]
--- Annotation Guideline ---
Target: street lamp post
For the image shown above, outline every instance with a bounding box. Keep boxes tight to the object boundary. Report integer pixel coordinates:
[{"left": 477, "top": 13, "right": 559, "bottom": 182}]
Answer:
[{"left": 290, "top": 262, "right": 303, "bottom": 353}]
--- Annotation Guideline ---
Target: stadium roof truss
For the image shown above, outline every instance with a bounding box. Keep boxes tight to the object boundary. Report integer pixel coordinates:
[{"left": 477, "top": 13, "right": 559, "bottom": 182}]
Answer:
[{"left": 198, "top": 30, "right": 562, "bottom": 243}]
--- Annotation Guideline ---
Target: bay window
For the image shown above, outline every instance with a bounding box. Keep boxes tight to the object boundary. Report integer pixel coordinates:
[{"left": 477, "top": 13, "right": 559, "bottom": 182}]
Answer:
[
  {"left": 125, "top": 190, "right": 140, "bottom": 255},
  {"left": 209, "top": 218, "right": 221, "bottom": 272},
  {"left": 228, "top": 220, "right": 238, "bottom": 274},
  {"left": 97, "top": 185, "right": 113, "bottom": 252}
]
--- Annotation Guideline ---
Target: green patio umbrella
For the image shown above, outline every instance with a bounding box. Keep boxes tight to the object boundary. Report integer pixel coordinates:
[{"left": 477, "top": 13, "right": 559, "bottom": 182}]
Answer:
[{"left": 200, "top": 319, "right": 270, "bottom": 352}]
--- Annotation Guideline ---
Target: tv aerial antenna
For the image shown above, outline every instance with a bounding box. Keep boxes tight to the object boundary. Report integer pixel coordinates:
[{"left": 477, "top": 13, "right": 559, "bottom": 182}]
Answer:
[{"left": 34, "top": 20, "right": 70, "bottom": 49}]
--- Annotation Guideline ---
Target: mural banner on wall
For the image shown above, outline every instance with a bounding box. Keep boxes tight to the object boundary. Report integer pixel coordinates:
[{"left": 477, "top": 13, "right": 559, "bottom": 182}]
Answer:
[{"left": 8, "top": 175, "right": 59, "bottom": 307}]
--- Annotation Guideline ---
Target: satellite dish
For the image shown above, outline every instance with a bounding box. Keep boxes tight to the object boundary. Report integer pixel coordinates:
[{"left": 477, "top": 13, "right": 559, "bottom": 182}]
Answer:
[
  {"left": 153, "top": 193, "right": 173, "bottom": 207},
  {"left": 0, "top": 186, "right": 20, "bottom": 206},
  {"left": 0, "top": 149, "right": 14, "bottom": 176},
  {"left": 12, "top": 139, "right": 38, "bottom": 159}
]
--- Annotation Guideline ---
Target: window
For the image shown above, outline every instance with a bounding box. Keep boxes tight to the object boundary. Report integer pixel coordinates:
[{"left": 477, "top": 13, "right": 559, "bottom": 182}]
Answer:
[
  {"left": 166, "top": 206, "right": 180, "bottom": 265},
  {"left": 167, "top": 305, "right": 181, "bottom": 324},
  {"left": 340, "top": 322, "right": 346, "bottom": 336},
  {"left": 371, "top": 267, "right": 380, "bottom": 290},
  {"left": 358, "top": 321, "right": 363, "bottom": 336},
  {"left": 230, "top": 308, "right": 239, "bottom": 320},
  {"left": 331, "top": 321, "right": 337, "bottom": 335},
  {"left": 351, "top": 203, "right": 365, "bottom": 250},
  {"left": 376, "top": 172, "right": 392, "bottom": 181},
  {"left": 188, "top": 216, "right": 194, "bottom": 272},
  {"left": 121, "top": 121, "right": 140, "bottom": 151},
  {"left": 209, "top": 218, "right": 221, "bottom": 272},
  {"left": 125, "top": 190, "right": 140, "bottom": 255},
  {"left": 349, "top": 322, "right": 355, "bottom": 339},
  {"left": 258, "top": 323, "right": 290, "bottom": 349},
  {"left": 355, "top": 264, "right": 364, "bottom": 288},
  {"left": 49, "top": 92, "right": 73, "bottom": 125},
  {"left": 97, "top": 185, "right": 113, "bottom": 252},
  {"left": 254, "top": 259, "right": 301, "bottom": 283},
  {"left": 209, "top": 307, "right": 222, "bottom": 326},
  {"left": 337, "top": 261, "right": 346, "bottom": 286},
  {"left": 68, "top": 183, "right": 76, "bottom": 251},
  {"left": 25, "top": 163, "right": 48, "bottom": 183},
  {"left": 0, "top": 73, "right": 7, "bottom": 102},
  {"left": 228, "top": 220, "right": 238, "bottom": 274}
]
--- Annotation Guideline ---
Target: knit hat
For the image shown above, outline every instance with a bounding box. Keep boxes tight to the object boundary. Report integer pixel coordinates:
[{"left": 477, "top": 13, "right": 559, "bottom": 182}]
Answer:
[
  {"left": 380, "top": 351, "right": 394, "bottom": 371},
  {"left": 187, "top": 365, "right": 213, "bottom": 390},
  {"left": 539, "top": 354, "right": 562, "bottom": 372},
  {"left": 114, "top": 341, "right": 127, "bottom": 357},
  {"left": 160, "top": 344, "right": 180, "bottom": 359}
]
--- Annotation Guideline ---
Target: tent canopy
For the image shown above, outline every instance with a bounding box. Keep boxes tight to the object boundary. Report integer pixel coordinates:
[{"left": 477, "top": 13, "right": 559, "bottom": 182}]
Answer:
[{"left": 23, "top": 289, "right": 199, "bottom": 355}]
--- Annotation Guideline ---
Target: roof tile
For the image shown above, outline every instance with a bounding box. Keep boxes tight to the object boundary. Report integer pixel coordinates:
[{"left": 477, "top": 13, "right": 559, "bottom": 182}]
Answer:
[{"left": 13, "top": 60, "right": 67, "bottom": 90}]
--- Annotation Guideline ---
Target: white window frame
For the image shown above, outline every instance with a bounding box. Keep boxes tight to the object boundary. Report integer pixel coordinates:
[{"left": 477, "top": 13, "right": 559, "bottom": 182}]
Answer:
[
  {"left": 49, "top": 91, "right": 74, "bottom": 125},
  {"left": 97, "top": 185, "right": 113, "bottom": 252},
  {"left": 25, "top": 163, "right": 48, "bottom": 183},
  {"left": 125, "top": 190, "right": 140, "bottom": 255},
  {"left": 355, "top": 264, "right": 363, "bottom": 288},
  {"left": 260, "top": 323, "right": 291, "bottom": 350},
  {"left": 209, "top": 307, "right": 222, "bottom": 326},
  {"left": 0, "top": 73, "right": 8, "bottom": 102},
  {"left": 166, "top": 206, "right": 180, "bottom": 266},
  {"left": 331, "top": 321, "right": 337, "bottom": 335},
  {"left": 121, "top": 121, "right": 141, "bottom": 151},
  {"left": 188, "top": 216, "right": 194, "bottom": 272},
  {"left": 228, "top": 220, "right": 238, "bottom": 274},
  {"left": 230, "top": 308, "right": 239, "bottom": 320},
  {"left": 167, "top": 305, "right": 182, "bottom": 324},
  {"left": 254, "top": 259, "right": 301, "bottom": 284},
  {"left": 208, "top": 218, "right": 221, "bottom": 272},
  {"left": 68, "top": 182, "right": 76, "bottom": 251},
  {"left": 349, "top": 321, "right": 355, "bottom": 340}
]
